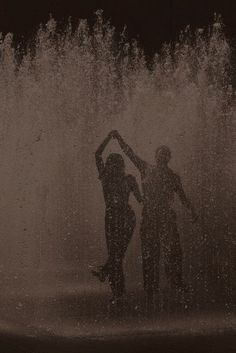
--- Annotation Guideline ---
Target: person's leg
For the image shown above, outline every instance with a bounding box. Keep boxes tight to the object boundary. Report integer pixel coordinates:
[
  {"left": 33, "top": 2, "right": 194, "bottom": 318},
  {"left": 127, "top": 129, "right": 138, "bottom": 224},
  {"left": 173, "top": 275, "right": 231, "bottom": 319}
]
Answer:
[
  {"left": 152, "top": 235, "right": 161, "bottom": 291},
  {"left": 91, "top": 211, "right": 112, "bottom": 282},
  {"left": 140, "top": 214, "right": 160, "bottom": 298},
  {"left": 92, "top": 210, "right": 119, "bottom": 285},
  {"left": 108, "top": 258, "right": 125, "bottom": 318},
  {"left": 110, "top": 208, "right": 136, "bottom": 298},
  {"left": 106, "top": 210, "right": 127, "bottom": 299},
  {"left": 101, "top": 210, "right": 117, "bottom": 278},
  {"left": 108, "top": 256, "right": 125, "bottom": 299},
  {"left": 122, "top": 208, "right": 136, "bottom": 256},
  {"left": 169, "top": 222, "right": 183, "bottom": 289},
  {"left": 161, "top": 211, "right": 183, "bottom": 290}
]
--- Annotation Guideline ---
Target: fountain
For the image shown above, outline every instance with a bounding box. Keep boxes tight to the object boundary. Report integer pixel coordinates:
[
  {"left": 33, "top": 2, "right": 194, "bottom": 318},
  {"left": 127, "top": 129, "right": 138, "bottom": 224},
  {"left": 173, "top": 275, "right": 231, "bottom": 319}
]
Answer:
[{"left": 0, "top": 11, "right": 234, "bottom": 342}]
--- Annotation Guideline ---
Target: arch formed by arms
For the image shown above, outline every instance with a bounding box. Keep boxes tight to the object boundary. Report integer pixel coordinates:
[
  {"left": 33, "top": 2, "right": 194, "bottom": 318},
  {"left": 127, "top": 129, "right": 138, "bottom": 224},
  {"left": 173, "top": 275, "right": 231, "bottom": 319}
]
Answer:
[
  {"left": 95, "top": 133, "right": 113, "bottom": 178},
  {"left": 111, "top": 130, "right": 148, "bottom": 176}
]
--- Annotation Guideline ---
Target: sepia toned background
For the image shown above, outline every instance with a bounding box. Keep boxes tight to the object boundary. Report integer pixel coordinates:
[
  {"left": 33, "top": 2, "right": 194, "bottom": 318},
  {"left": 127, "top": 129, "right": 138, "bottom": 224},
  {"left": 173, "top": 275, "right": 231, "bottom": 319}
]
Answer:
[{"left": 0, "top": 1, "right": 235, "bottom": 352}]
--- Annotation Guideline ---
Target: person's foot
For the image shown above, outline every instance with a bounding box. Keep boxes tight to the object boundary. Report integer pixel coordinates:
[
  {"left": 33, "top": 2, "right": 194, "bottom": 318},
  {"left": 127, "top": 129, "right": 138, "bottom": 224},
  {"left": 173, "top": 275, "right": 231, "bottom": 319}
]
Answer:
[
  {"left": 108, "top": 295, "right": 125, "bottom": 318},
  {"left": 91, "top": 267, "right": 106, "bottom": 282},
  {"left": 109, "top": 295, "right": 125, "bottom": 308}
]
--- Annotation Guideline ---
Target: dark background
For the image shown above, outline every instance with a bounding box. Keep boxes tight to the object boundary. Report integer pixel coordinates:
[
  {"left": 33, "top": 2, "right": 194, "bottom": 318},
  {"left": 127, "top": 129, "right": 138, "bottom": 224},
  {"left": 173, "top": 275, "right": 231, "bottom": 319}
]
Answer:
[{"left": 1, "top": 0, "right": 236, "bottom": 55}]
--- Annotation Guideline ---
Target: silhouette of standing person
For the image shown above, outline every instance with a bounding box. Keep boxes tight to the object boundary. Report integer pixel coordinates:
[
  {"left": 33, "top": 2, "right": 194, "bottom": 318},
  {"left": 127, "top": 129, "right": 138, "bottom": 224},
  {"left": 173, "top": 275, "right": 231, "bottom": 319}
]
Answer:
[
  {"left": 92, "top": 132, "right": 142, "bottom": 304},
  {"left": 111, "top": 130, "right": 197, "bottom": 306}
]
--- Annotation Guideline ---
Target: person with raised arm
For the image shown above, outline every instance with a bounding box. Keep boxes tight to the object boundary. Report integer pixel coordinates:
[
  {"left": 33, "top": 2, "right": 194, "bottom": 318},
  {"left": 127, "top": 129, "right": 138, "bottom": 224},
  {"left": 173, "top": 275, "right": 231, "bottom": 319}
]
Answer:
[
  {"left": 111, "top": 130, "right": 197, "bottom": 308},
  {"left": 92, "top": 132, "right": 142, "bottom": 305}
]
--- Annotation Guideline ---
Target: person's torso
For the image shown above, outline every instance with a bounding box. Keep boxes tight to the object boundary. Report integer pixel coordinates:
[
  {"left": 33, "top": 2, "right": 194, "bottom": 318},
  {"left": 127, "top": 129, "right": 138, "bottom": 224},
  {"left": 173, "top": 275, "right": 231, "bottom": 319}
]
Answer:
[
  {"left": 141, "top": 166, "right": 177, "bottom": 212},
  {"left": 101, "top": 175, "right": 132, "bottom": 211}
]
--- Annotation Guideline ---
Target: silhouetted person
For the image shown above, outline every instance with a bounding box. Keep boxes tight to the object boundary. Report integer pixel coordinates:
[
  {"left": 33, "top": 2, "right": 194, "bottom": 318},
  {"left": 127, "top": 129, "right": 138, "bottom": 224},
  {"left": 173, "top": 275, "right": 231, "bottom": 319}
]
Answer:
[
  {"left": 92, "top": 132, "right": 142, "bottom": 304},
  {"left": 111, "top": 130, "right": 197, "bottom": 306}
]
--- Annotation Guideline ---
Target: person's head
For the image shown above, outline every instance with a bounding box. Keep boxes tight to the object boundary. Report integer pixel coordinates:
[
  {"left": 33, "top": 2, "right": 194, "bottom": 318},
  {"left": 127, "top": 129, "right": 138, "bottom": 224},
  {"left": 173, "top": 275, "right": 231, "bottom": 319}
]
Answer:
[
  {"left": 155, "top": 145, "right": 171, "bottom": 166},
  {"left": 104, "top": 153, "right": 125, "bottom": 179}
]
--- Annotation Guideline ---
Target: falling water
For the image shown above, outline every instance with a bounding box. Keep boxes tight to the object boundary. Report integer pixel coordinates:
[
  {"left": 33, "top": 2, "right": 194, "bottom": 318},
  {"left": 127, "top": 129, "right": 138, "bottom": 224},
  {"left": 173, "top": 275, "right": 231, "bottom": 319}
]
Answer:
[{"left": 0, "top": 12, "right": 235, "bottom": 337}]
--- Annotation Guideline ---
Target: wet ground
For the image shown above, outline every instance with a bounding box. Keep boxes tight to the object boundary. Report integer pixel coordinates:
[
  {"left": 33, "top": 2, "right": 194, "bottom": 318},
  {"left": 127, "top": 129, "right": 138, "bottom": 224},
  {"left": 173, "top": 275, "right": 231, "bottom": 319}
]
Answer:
[
  {"left": 0, "top": 328, "right": 235, "bottom": 353},
  {"left": 0, "top": 280, "right": 235, "bottom": 353}
]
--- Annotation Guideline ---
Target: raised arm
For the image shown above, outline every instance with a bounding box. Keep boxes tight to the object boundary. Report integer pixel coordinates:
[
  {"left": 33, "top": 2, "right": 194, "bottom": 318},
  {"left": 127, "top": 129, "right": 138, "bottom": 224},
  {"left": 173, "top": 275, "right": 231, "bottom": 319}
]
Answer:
[
  {"left": 95, "top": 133, "right": 112, "bottom": 177},
  {"left": 175, "top": 175, "right": 198, "bottom": 222},
  {"left": 128, "top": 175, "right": 143, "bottom": 204},
  {"left": 111, "top": 130, "right": 147, "bottom": 174}
]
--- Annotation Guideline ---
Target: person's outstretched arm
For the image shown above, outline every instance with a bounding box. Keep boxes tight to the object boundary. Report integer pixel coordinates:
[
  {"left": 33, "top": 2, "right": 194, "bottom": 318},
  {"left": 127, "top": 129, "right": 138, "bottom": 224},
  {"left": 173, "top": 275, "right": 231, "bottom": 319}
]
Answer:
[
  {"left": 111, "top": 130, "right": 147, "bottom": 174},
  {"left": 128, "top": 175, "right": 143, "bottom": 204},
  {"left": 175, "top": 175, "right": 198, "bottom": 222},
  {"left": 95, "top": 133, "right": 112, "bottom": 177}
]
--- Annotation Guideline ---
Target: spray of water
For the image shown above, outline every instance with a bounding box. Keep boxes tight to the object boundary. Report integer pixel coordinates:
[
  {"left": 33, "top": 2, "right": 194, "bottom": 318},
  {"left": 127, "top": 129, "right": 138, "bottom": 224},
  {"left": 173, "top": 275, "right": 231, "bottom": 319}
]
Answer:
[{"left": 0, "top": 12, "right": 234, "bottom": 308}]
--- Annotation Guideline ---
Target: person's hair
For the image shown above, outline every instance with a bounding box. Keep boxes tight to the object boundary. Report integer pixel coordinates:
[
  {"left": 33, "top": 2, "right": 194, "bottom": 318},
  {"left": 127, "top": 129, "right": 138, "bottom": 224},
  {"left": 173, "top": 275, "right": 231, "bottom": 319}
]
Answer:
[
  {"left": 155, "top": 145, "right": 171, "bottom": 163},
  {"left": 102, "top": 153, "right": 125, "bottom": 180}
]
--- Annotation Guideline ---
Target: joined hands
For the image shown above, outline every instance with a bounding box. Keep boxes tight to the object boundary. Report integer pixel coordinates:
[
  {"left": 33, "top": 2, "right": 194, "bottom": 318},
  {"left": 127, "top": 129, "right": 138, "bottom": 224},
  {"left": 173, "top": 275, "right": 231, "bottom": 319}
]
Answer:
[{"left": 109, "top": 130, "right": 119, "bottom": 139}]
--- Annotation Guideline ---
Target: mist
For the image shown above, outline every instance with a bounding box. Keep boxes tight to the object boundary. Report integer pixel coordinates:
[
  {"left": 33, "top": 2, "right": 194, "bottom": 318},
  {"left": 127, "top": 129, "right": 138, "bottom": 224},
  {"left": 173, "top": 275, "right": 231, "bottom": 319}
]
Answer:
[{"left": 0, "top": 12, "right": 234, "bottom": 331}]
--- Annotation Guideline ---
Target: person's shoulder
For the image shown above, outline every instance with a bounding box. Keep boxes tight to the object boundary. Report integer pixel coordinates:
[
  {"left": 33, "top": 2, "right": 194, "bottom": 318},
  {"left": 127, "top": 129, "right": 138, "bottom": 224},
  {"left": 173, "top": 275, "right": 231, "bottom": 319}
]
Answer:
[
  {"left": 98, "top": 173, "right": 105, "bottom": 182},
  {"left": 127, "top": 174, "right": 141, "bottom": 188},
  {"left": 169, "top": 168, "right": 181, "bottom": 183},
  {"left": 126, "top": 174, "right": 136, "bottom": 183}
]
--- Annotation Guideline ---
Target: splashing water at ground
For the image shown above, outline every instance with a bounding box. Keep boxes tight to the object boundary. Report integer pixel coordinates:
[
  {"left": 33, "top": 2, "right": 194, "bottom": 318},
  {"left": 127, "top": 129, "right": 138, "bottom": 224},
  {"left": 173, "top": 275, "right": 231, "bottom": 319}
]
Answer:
[{"left": 0, "top": 12, "right": 235, "bottom": 334}]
